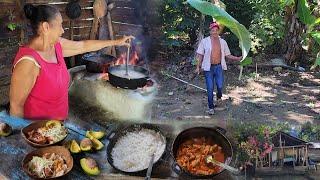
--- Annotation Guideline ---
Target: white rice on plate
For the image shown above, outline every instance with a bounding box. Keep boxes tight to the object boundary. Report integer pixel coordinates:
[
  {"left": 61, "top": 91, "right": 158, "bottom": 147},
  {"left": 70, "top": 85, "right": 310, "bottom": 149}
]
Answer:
[{"left": 111, "top": 128, "right": 166, "bottom": 172}]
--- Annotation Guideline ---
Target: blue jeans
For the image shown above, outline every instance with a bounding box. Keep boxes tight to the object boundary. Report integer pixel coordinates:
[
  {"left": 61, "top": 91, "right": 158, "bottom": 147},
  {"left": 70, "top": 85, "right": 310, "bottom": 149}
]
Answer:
[{"left": 204, "top": 64, "right": 224, "bottom": 109}]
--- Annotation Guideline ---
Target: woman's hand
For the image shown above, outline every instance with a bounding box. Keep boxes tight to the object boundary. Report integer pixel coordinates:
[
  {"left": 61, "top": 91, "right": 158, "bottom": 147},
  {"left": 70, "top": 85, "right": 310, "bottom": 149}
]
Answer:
[{"left": 116, "top": 35, "right": 135, "bottom": 47}]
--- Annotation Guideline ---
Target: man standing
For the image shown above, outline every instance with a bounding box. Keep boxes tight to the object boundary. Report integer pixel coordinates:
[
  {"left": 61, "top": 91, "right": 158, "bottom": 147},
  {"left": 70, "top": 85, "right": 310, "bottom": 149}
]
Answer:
[{"left": 195, "top": 22, "right": 242, "bottom": 115}]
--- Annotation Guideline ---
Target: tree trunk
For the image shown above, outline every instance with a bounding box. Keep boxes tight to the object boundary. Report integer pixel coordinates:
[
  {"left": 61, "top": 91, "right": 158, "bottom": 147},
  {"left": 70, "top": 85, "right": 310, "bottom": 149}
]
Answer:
[
  {"left": 282, "top": 0, "right": 306, "bottom": 65},
  {"left": 194, "top": 14, "right": 205, "bottom": 51}
]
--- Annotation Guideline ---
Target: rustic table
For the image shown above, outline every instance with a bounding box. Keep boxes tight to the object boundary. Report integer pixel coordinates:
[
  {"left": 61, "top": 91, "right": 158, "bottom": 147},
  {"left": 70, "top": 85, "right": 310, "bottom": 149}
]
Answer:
[{"left": 0, "top": 111, "right": 236, "bottom": 180}]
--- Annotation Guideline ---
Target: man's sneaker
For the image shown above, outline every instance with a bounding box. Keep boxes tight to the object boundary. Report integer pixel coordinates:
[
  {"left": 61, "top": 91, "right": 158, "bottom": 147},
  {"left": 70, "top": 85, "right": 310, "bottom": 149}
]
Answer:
[{"left": 207, "top": 108, "right": 215, "bottom": 115}]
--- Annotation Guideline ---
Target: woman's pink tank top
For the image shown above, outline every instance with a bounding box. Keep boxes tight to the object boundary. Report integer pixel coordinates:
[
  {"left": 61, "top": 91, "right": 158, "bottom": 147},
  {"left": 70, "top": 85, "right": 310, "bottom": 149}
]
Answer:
[{"left": 12, "top": 42, "right": 70, "bottom": 120}]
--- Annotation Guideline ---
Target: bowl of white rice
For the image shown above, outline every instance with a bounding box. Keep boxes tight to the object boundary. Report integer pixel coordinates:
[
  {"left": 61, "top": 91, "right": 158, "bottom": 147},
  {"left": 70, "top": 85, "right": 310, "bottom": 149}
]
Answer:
[{"left": 106, "top": 124, "right": 167, "bottom": 173}]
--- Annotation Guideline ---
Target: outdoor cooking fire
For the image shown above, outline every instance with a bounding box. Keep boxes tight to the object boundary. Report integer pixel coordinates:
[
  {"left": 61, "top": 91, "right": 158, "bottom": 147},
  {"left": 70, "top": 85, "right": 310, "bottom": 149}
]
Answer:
[
  {"left": 68, "top": 37, "right": 158, "bottom": 121},
  {"left": 69, "top": 63, "right": 158, "bottom": 121},
  {"left": 100, "top": 49, "right": 140, "bottom": 80},
  {"left": 114, "top": 50, "right": 140, "bottom": 66},
  {"left": 97, "top": 40, "right": 151, "bottom": 91}
]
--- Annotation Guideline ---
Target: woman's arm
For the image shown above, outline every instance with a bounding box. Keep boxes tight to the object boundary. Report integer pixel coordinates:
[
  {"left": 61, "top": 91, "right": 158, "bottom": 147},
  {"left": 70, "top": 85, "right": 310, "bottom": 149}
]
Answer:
[
  {"left": 9, "top": 60, "right": 39, "bottom": 118},
  {"left": 59, "top": 36, "right": 134, "bottom": 57}
]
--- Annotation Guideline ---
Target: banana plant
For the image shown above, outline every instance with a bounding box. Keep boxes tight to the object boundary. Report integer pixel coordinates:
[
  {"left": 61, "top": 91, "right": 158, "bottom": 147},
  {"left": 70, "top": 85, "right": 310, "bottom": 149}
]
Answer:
[
  {"left": 187, "top": 0, "right": 252, "bottom": 79},
  {"left": 282, "top": 0, "right": 320, "bottom": 69}
]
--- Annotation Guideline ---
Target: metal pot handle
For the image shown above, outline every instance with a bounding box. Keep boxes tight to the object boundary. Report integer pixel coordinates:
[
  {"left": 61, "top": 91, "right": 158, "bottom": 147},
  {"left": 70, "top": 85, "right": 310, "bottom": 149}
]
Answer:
[
  {"left": 171, "top": 161, "right": 182, "bottom": 175},
  {"left": 214, "top": 126, "right": 227, "bottom": 135},
  {"left": 106, "top": 131, "right": 116, "bottom": 140}
]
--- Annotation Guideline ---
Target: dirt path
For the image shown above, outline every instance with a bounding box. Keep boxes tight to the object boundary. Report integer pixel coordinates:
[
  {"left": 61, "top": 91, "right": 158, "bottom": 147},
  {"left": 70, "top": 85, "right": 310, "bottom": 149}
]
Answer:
[{"left": 150, "top": 57, "right": 320, "bottom": 129}]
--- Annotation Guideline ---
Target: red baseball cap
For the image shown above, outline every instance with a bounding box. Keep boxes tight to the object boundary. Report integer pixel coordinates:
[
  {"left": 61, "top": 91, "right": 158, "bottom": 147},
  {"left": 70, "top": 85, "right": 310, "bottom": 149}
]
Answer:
[{"left": 209, "top": 22, "right": 220, "bottom": 29}]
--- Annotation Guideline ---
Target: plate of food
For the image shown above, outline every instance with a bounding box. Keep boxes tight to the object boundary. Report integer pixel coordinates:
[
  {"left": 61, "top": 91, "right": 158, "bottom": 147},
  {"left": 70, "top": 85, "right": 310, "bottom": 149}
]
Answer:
[
  {"left": 22, "top": 146, "right": 73, "bottom": 179},
  {"left": 21, "top": 120, "right": 68, "bottom": 147}
]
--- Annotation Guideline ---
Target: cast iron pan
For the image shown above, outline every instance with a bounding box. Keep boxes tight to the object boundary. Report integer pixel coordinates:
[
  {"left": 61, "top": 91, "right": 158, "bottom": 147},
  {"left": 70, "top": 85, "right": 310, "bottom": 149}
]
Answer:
[
  {"left": 82, "top": 53, "right": 116, "bottom": 73},
  {"left": 108, "top": 64, "right": 150, "bottom": 89},
  {"left": 171, "top": 127, "right": 233, "bottom": 179},
  {"left": 106, "top": 123, "right": 167, "bottom": 175}
]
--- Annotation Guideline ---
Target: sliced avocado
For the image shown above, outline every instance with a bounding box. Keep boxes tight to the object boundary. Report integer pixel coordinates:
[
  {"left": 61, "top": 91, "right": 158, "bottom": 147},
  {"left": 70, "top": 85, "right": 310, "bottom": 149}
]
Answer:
[
  {"left": 70, "top": 140, "right": 81, "bottom": 153},
  {"left": 80, "top": 157, "right": 100, "bottom": 176},
  {"left": 91, "top": 138, "right": 104, "bottom": 150},
  {"left": 80, "top": 138, "right": 92, "bottom": 151},
  {"left": 0, "top": 122, "right": 12, "bottom": 137},
  {"left": 86, "top": 131, "right": 105, "bottom": 140},
  {"left": 45, "top": 120, "right": 62, "bottom": 128}
]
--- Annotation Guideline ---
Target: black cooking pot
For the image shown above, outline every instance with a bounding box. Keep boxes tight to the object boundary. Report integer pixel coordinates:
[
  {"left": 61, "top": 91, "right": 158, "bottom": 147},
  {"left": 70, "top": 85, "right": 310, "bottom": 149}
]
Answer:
[
  {"left": 82, "top": 53, "right": 116, "bottom": 73},
  {"left": 106, "top": 124, "right": 167, "bottom": 175},
  {"left": 171, "top": 127, "right": 233, "bottom": 179},
  {"left": 108, "top": 64, "right": 149, "bottom": 89}
]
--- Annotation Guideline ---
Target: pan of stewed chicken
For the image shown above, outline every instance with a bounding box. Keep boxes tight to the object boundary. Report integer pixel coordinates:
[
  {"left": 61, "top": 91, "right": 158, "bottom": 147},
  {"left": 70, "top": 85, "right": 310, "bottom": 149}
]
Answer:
[{"left": 171, "top": 127, "right": 233, "bottom": 179}]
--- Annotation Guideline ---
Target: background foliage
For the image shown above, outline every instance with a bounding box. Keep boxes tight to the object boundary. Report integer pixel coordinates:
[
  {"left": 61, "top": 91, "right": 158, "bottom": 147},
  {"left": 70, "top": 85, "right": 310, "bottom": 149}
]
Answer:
[{"left": 160, "top": 0, "right": 319, "bottom": 66}]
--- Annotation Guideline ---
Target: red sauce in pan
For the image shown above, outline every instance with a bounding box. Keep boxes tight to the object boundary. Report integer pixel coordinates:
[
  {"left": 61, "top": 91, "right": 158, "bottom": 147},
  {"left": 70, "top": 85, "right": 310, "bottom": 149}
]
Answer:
[{"left": 176, "top": 137, "right": 225, "bottom": 175}]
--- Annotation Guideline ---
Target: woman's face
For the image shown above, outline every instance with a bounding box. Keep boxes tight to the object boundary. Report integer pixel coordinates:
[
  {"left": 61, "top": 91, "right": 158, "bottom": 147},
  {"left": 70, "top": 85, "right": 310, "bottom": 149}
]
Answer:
[{"left": 47, "top": 13, "right": 64, "bottom": 43}]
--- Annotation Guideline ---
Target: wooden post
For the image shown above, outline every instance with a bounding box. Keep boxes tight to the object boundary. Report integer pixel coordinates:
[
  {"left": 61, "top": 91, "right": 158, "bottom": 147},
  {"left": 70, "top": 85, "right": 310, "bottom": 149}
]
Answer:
[
  {"left": 69, "top": 20, "right": 76, "bottom": 67},
  {"left": 269, "top": 152, "right": 271, "bottom": 167},
  {"left": 304, "top": 146, "right": 306, "bottom": 166},
  {"left": 298, "top": 148, "right": 301, "bottom": 164},
  {"left": 306, "top": 145, "right": 309, "bottom": 166},
  {"left": 16, "top": 0, "right": 26, "bottom": 44},
  {"left": 293, "top": 147, "right": 295, "bottom": 168},
  {"left": 106, "top": 5, "right": 116, "bottom": 56},
  {"left": 280, "top": 133, "right": 284, "bottom": 167}
]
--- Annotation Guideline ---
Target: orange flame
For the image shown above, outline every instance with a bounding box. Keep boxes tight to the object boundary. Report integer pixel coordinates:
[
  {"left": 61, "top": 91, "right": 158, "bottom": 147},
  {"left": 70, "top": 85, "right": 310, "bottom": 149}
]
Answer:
[
  {"left": 98, "top": 50, "right": 140, "bottom": 82},
  {"left": 115, "top": 51, "right": 139, "bottom": 66}
]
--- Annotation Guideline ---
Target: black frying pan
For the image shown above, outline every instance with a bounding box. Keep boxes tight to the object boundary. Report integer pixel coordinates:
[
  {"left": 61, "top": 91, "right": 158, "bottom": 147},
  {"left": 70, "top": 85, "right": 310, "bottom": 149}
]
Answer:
[
  {"left": 106, "top": 124, "right": 167, "bottom": 175},
  {"left": 82, "top": 53, "right": 116, "bottom": 73}
]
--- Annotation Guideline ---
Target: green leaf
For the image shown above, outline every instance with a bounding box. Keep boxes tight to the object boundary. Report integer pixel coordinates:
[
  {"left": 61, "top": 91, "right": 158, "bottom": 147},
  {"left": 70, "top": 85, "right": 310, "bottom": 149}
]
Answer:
[
  {"left": 310, "top": 32, "right": 320, "bottom": 46},
  {"left": 281, "top": 0, "right": 295, "bottom": 7},
  {"left": 310, "top": 18, "right": 320, "bottom": 31},
  {"left": 7, "top": 23, "right": 16, "bottom": 31},
  {"left": 297, "top": 0, "right": 316, "bottom": 26},
  {"left": 314, "top": 18, "right": 320, "bottom": 25},
  {"left": 240, "top": 57, "right": 253, "bottom": 67},
  {"left": 312, "top": 57, "right": 320, "bottom": 69},
  {"left": 187, "top": 0, "right": 251, "bottom": 61},
  {"left": 311, "top": 52, "right": 320, "bottom": 70}
]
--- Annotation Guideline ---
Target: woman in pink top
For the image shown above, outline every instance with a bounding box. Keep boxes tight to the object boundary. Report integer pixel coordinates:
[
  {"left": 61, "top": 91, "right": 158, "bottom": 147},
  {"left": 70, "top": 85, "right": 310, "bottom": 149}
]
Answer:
[{"left": 9, "top": 4, "right": 133, "bottom": 120}]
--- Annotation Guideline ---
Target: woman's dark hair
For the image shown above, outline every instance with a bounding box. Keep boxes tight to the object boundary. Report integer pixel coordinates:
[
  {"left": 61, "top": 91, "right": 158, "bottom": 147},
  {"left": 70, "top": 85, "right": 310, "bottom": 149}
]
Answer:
[{"left": 24, "top": 4, "right": 60, "bottom": 35}]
